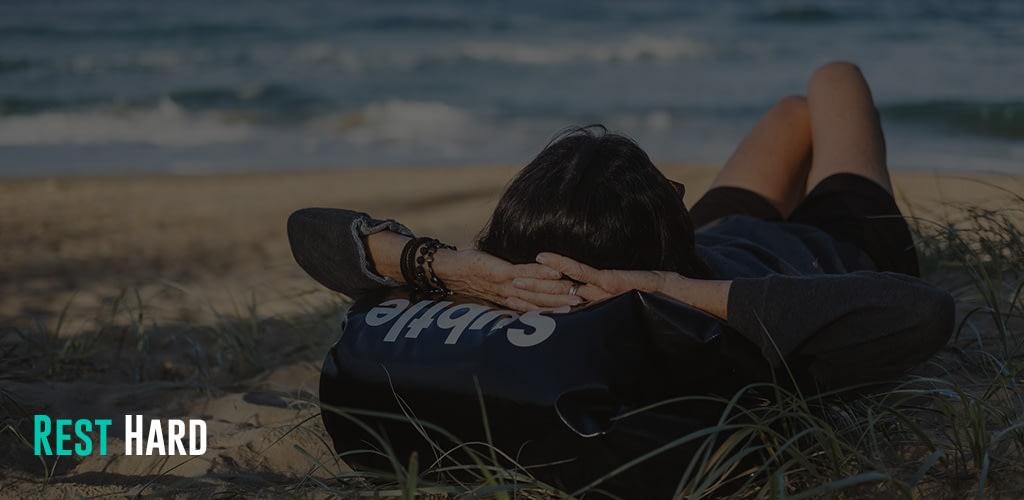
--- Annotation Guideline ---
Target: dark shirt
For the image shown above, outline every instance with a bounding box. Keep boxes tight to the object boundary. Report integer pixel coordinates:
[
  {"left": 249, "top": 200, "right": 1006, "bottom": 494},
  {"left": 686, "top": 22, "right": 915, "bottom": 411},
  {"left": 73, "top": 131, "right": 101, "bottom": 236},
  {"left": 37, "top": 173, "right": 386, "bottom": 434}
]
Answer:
[
  {"left": 288, "top": 208, "right": 955, "bottom": 387},
  {"left": 695, "top": 216, "right": 953, "bottom": 386}
]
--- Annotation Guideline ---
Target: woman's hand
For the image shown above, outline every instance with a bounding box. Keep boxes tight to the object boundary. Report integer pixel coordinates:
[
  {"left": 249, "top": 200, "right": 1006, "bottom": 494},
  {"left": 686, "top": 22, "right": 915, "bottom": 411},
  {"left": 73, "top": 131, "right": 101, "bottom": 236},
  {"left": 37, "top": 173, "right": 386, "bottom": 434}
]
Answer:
[
  {"left": 433, "top": 249, "right": 584, "bottom": 311},
  {"left": 511, "top": 252, "right": 732, "bottom": 320},
  {"left": 365, "top": 231, "right": 581, "bottom": 311},
  {"left": 507, "top": 252, "right": 669, "bottom": 309}
]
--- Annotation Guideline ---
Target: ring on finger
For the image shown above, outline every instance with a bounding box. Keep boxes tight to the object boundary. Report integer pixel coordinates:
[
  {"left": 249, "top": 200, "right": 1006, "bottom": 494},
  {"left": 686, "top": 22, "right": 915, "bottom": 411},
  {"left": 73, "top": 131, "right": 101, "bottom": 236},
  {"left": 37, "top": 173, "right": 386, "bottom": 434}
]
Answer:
[{"left": 569, "top": 284, "right": 580, "bottom": 296}]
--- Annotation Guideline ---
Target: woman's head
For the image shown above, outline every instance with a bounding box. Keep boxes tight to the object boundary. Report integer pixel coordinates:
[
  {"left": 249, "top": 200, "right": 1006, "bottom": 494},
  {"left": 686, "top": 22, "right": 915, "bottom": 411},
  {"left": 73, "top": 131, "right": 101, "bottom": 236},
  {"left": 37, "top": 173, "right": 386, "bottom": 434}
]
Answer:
[{"left": 477, "top": 125, "right": 708, "bottom": 277}]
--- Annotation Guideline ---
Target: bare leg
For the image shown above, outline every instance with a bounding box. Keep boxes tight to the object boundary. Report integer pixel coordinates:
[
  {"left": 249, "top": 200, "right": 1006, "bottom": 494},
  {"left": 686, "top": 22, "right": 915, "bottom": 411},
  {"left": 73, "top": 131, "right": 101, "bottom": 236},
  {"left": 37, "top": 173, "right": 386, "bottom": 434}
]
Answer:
[
  {"left": 708, "top": 95, "right": 813, "bottom": 217},
  {"left": 805, "top": 62, "right": 894, "bottom": 194}
]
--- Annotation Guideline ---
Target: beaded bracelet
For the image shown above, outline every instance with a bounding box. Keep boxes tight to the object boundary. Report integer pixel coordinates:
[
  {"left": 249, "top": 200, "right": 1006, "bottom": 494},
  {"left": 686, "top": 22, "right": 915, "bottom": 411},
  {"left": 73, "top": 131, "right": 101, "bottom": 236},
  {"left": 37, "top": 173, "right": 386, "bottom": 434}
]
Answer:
[
  {"left": 400, "top": 237, "right": 456, "bottom": 295},
  {"left": 419, "top": 238, "right": 457, "bottom": 296},
  {"left": 400, "top": 237, "right": 432, "bottom": 289}
]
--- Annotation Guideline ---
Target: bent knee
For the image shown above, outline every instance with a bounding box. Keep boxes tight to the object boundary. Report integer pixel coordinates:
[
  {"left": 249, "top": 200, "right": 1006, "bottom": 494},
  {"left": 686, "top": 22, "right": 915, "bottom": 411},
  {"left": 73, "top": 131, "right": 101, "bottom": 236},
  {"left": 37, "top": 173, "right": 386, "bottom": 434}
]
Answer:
[
  {"left": 774, "top": 95, "right": 809, "bottom": 120},
  {"left": 810, "top": 61, "right": 866, "bottom": 86}
]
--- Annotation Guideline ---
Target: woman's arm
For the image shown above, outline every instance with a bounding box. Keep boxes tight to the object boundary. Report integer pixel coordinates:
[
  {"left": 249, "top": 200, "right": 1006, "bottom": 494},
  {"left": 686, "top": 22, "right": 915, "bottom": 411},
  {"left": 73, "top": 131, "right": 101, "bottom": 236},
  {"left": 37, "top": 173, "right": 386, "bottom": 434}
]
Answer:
[
  {"left": 725, "top": 271, "right": 955, "bottom": 385},
  {"left": 288, "top": 208, "right": 578, "bottom": 308},
  {"left": 365, "top": 230, "right": 576, "bottom": 307},
  {"left": 362, "top": 229, "right": 408, "bottom": 282},
  {"left": 513, "top": 252, "right": 732, "bottom": 319},
  {"left": 288, "top": 208, "right": 414, "bottom": 297},
  {"left": 519, "top": 252, "right": 955, "bottom": 385}
]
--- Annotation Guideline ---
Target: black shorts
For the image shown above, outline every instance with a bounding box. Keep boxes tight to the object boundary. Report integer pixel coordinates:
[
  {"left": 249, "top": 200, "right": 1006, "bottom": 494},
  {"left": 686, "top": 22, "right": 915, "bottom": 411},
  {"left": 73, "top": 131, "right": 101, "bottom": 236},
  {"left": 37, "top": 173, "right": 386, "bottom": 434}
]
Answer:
[{"left": 689, "top": 173, "right": 920, "bottom": 277}]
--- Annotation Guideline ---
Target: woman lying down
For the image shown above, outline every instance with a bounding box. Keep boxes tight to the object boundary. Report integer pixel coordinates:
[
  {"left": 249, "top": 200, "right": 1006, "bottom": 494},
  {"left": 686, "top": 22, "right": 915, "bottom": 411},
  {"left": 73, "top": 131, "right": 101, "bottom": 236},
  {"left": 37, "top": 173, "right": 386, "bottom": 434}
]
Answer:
[{"left": 289, "top": 62, "right": 953, "bottom": 391}]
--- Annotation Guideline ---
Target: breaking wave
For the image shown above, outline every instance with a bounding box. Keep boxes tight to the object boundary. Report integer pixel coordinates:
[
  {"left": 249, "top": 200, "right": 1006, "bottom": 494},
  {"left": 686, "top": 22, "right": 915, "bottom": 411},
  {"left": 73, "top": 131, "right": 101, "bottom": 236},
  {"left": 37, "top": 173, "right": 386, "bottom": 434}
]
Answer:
[
  {"left": 883, "top": 100, "right": 1024, "bottom": 139},
  {"left": 0, "top": 99, "right": 251, "bottom": 146}
]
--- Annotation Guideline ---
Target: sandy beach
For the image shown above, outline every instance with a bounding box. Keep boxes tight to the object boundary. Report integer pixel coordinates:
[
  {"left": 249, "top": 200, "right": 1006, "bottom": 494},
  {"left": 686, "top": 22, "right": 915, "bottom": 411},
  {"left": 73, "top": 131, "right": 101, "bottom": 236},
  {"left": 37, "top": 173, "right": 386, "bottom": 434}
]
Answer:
[
  {"left": 2, "top": 166, "right": 1023, "bottom": 497},
  {"left": 4, "top": 165, "right": 1019, "bottom": 325}
]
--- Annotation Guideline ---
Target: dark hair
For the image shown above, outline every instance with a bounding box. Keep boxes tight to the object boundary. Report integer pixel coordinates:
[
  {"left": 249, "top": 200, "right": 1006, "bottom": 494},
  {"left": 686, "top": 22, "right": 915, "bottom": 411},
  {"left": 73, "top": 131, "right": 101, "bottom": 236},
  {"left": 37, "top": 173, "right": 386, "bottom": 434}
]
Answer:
[{"left": 476, "top": 125, "right": 710, "bottom": 278}]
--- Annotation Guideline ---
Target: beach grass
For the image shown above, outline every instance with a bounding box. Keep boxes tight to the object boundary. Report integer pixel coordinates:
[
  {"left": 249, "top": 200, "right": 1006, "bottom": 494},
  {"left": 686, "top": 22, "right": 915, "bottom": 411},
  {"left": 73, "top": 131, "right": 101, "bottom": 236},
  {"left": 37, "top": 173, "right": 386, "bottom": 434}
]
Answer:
[{"left": 2, "top": 193, "right": 1023, "bottom": 499}]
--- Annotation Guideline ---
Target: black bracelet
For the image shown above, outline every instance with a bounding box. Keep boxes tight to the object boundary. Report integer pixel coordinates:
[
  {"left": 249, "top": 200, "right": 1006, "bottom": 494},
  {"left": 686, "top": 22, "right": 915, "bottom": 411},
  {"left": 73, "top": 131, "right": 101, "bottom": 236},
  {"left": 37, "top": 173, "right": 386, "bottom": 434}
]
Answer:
[
  {"left": 418, "top": 239, "right": 457, "bottom": 296},
  {"left": 400, "top": 237, "right": 456, "bottom": 295},
  {"left": 400, "top": 237, "right": 432, "bottom": 289}
]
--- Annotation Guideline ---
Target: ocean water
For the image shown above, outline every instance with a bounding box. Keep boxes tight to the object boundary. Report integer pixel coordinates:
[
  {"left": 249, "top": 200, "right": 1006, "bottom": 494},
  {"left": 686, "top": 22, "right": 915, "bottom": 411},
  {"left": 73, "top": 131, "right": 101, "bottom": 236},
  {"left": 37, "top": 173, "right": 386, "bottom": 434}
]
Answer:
[{"left": 1, "top": 0, "right": 1022, "bottom": 176}]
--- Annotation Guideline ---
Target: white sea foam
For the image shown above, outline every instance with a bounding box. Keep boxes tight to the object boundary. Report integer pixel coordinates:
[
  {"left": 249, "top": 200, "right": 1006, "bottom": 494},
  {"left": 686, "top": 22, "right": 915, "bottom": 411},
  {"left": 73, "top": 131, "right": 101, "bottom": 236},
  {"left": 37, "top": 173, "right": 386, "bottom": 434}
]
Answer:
[
  {"left": 284, "top": 35, "right": 711, "bottom": 72},
  {"left": 0, "top": 99, "right": 251, "bottom": 146},
  {"left": 455, "top": 35, "right": 712, "bottom": 65},
  {"left": 315, "top": 100, "right": 476, "bottom": 144},
  {"left": 68, "top": 50, "right": 208, "bottom": 73},
  {"left": 48, "top": 35, "right": 709, "bottom": 79},
  {"left": 292, "top": 43, "right": 365, "bottom": 71},
  {"left": 612, "top": 110, "right": 675, "bottom": 132}
]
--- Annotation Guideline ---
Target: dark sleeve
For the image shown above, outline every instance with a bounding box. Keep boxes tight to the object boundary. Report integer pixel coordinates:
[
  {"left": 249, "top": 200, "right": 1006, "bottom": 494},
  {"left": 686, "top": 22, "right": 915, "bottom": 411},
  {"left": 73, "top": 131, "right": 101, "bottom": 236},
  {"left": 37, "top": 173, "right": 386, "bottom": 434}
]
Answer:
[
  {"left": 287, "top": 208, "right": 414, "bottom": 298},
  {"left": 725, "top": 271, "right": 955, "bottom": 387}
]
